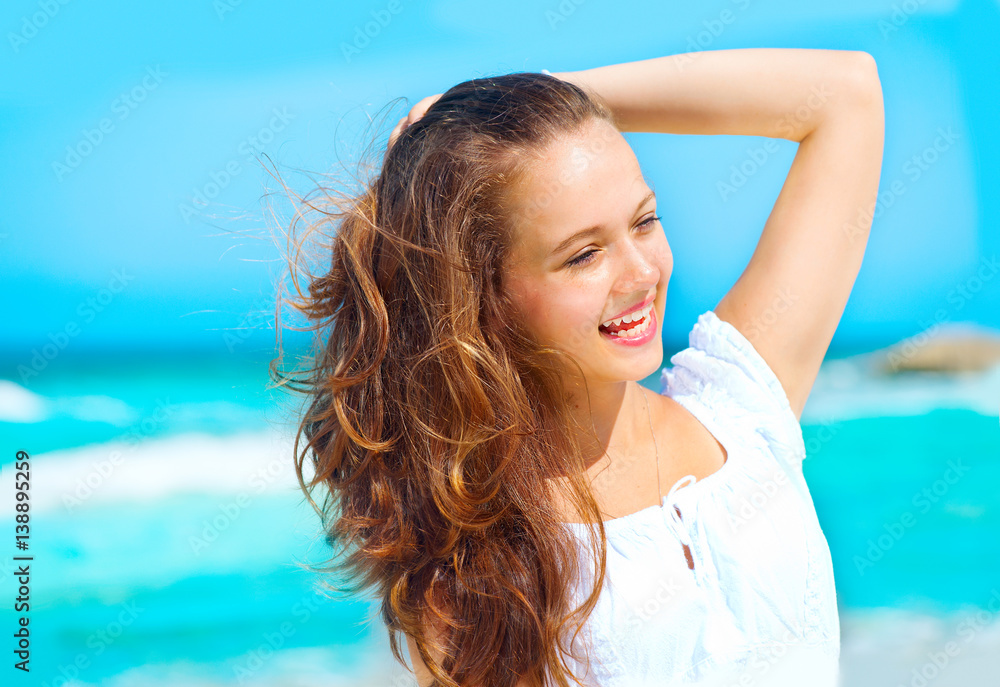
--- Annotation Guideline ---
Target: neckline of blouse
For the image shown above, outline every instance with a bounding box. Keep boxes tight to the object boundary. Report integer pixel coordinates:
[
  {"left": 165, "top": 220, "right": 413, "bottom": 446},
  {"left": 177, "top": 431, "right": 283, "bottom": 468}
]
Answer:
[{"left": 562, "top": 388, "right": 738, "bottom": 534}]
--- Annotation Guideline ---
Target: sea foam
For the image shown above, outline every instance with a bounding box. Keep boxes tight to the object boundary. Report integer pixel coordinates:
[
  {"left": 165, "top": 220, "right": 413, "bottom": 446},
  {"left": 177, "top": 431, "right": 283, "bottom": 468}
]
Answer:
[{"left": 3, "top": 428, "right": 303, "bottom": 515}]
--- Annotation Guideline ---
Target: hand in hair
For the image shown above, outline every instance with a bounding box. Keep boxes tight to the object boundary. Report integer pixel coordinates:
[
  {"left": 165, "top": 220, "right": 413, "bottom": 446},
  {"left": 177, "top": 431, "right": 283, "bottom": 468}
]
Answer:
[{"left": 386, "top": 93, "right": 443, "bottom": 155}]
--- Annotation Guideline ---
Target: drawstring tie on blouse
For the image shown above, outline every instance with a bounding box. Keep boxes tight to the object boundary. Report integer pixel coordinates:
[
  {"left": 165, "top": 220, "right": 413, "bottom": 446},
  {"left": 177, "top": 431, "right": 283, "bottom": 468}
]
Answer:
[{"left": 661, "top": 474, "right": 701, "bottom": 575}]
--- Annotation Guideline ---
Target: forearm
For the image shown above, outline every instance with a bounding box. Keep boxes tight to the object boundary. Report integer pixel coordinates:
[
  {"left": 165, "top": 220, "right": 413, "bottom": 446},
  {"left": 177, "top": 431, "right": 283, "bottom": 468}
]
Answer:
[{"left": 552, "top": 48, "right": 877, "bottom": 142}]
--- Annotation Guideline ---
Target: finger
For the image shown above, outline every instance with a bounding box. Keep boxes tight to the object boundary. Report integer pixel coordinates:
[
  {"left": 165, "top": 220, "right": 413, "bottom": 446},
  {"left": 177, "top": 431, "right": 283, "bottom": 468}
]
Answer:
[
  {"left": 411, "top": 94, "right": 441, "bottom": 121},
  {"left": 385, "top": 94, "right": 442, "bottom": 165},
  {"left": 388, "top": 116, "right": 408, "bottom": 149}
]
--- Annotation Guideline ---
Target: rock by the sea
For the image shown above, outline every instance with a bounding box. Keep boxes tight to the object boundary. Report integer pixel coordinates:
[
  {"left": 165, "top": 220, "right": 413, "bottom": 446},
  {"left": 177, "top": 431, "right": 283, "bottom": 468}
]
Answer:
[{"left": 874, "top": 321, "right": 1000, "bottom": 374}]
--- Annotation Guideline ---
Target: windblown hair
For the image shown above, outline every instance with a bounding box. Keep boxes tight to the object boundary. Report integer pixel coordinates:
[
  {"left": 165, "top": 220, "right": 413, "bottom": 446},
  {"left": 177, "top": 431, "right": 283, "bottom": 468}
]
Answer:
[{"left": 273, "top": 72, "right": 621, "bottom": 686}]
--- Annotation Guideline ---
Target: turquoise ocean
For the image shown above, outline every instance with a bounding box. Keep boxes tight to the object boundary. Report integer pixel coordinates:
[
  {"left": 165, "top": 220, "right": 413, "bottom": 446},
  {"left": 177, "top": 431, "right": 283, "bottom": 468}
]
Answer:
[{"left": 1, "top": 350, "right": 998, "bottom": 686}]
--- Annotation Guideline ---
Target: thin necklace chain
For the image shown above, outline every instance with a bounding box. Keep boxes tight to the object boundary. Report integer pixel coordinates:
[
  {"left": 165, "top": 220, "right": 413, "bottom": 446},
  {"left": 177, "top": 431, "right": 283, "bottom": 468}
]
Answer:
[{"left": 641, "top": 386, "right": 662, "bottom": 505}]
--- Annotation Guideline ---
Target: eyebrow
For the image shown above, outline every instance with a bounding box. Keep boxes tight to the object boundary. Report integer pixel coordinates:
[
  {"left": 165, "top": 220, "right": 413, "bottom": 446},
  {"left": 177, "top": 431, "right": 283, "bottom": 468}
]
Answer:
[{"left": 549, "top": 190, "right": 658, "bottom": 257}]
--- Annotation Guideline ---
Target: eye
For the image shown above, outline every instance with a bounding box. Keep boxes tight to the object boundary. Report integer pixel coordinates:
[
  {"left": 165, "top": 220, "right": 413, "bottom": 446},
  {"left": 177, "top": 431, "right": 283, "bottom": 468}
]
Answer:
[
  {"left": 565, "top": 215, "right": 662, "bottom": 269},
  {"left": 640, "top": 214, "right": 662, "bottom": 231},
  {"left": 566, "top": 249, "right": 597, "bottom": 268}
]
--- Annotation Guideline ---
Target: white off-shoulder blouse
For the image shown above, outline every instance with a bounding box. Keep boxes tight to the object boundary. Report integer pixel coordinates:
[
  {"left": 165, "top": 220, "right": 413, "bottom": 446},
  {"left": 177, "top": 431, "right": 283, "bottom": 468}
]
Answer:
[{"left": 556, "top": 310, "right": 841, "bottom": 687}]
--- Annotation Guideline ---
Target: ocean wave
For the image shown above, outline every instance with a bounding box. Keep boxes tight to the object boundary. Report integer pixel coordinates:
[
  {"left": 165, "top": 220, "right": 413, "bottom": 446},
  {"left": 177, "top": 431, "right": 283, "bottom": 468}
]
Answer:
[
  {"left": 64, "top": 605, "right": 1000, "bottom": 687},
  {"left": 802, "top": 358, "right": 1000, "bottom": 423},
  {"left": 49, "top": 393, "right": 138, "bottom": 425},
  {"left": 78, "top": 644, "right": 418, "bottom": 687},
  {"left": 0, "top": 379, "right": 138, "bottom": 425},
  {"left": 2, "top": 428, "right": 302, "bottom": 515},
  {"left": 0, "top": 379, "right": 49, "bottom": 422},
  {"left": 841, "top": 603, "right": 1000, "bottom": 685}
]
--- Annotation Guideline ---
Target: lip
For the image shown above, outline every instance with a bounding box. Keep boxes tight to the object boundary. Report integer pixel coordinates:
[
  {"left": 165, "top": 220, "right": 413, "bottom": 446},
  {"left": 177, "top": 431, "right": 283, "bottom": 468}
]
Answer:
[
  {"left": 599, "top": 307, "right": 657, "bottom": 346},
  {"left": 602, "top": 293, "right": 656, "bottom": 325}
]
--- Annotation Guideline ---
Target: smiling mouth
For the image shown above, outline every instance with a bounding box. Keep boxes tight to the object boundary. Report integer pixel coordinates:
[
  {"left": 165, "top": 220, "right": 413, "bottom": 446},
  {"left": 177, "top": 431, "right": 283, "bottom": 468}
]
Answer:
[{"left": 598, "top": 302, "right": 654, "bottom": 338}]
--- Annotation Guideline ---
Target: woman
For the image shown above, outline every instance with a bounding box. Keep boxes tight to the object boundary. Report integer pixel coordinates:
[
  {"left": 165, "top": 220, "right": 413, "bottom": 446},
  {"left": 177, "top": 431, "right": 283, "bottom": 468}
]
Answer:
[{"left": 282, "top": 48, "right": 884, "bottom": 686}]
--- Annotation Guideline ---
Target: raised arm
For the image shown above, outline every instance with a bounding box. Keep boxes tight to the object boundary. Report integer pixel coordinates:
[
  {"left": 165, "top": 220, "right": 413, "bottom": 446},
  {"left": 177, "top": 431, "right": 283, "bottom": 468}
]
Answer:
[{"left": 552, "top": 48, "right": 885, "bottom": 420}]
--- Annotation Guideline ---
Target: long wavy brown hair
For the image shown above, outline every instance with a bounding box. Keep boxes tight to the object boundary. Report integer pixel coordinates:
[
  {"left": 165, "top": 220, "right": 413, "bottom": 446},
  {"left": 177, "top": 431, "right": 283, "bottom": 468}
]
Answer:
[{"left": 271, "top": 72, "right": 622, "bottom": 687}]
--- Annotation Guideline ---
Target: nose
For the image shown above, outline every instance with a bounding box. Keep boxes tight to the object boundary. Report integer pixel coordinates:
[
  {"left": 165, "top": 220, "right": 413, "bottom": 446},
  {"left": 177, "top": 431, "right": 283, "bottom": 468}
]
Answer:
[{"left": 614, "top": 235, "right": 662, "bottom": 294}]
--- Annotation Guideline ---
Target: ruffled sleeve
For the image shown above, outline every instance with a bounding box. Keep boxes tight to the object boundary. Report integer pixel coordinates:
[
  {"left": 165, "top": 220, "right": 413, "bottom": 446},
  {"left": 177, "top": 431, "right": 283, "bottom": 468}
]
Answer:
[{"left": 659, "top": 310, "right": 807, "bottom": 474}]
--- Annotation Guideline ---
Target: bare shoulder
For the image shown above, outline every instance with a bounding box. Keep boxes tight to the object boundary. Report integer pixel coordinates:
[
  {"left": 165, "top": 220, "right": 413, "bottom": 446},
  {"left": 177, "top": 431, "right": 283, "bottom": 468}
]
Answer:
[
  {"left": 405, "top": 631, "right": 438, "bottom": 687},
  {"left": 647, "top": 388, "right": 728, "bottom": 482}
]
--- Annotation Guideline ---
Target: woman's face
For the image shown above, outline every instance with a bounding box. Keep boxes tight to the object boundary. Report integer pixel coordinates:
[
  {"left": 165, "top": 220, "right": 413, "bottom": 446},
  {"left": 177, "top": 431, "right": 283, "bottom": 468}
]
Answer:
[{"left": 501, "top": 118, "right": 673, "bottom": 386}]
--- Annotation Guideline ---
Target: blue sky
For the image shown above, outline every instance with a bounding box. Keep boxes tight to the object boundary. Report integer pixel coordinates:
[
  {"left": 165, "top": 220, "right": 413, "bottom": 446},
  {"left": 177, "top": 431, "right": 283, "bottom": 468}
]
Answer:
[{"left": 2, "top": 0, "right": 998, "bottom": 359}]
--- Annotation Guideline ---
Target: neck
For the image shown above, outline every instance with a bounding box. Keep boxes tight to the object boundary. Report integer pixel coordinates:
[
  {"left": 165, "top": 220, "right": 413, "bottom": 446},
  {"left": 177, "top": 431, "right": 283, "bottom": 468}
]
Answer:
[
  {"left": 564, "top": 377, "right": 648, "bottom": 473},
  {"left": 545, "top": 375, "right": 660, "bottom": 523}
]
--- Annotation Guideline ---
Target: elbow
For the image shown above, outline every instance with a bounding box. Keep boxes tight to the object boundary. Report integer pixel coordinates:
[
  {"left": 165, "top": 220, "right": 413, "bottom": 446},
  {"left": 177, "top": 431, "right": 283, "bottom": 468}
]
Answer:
[
  {"left": 843, "top": 50, "right": 884, "bottom": 111},
  {"left": 799, "top": 51, "right": 884, "bottom": 142}
]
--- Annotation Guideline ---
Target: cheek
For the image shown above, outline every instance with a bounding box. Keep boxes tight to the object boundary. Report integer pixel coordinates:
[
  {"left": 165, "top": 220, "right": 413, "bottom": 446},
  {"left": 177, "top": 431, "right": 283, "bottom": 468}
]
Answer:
[
  {"left": 507, "top": 281, "right": 596, "bottom": 347},
  {"left": 504, "top": 277, "right": 550, "bottom": 337},
  {"left": 538, "top": 289, "right": 602, "bottom": 349}
]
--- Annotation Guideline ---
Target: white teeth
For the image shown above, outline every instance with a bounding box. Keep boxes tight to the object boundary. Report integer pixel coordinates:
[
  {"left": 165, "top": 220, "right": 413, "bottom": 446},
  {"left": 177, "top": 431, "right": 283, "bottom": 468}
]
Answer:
[
  {"left": 614, "top": 317, "right": 651, "bottom": 338},
  {"left": 601, "top": 304, "right": 652, "bottom": 330}
]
